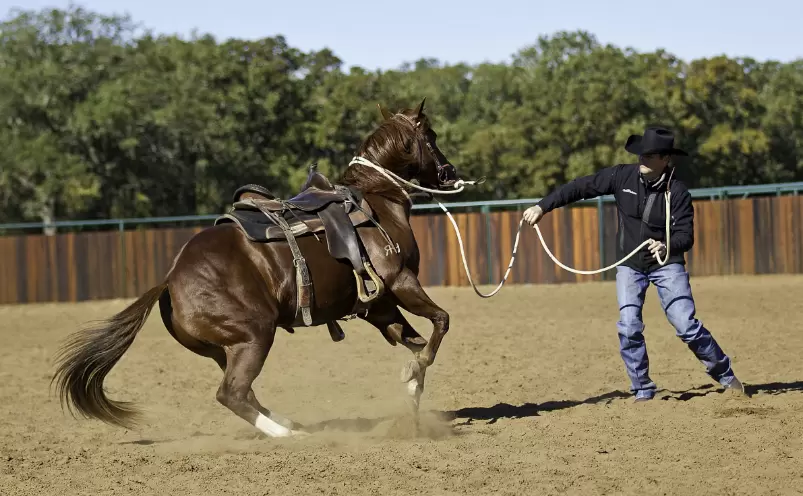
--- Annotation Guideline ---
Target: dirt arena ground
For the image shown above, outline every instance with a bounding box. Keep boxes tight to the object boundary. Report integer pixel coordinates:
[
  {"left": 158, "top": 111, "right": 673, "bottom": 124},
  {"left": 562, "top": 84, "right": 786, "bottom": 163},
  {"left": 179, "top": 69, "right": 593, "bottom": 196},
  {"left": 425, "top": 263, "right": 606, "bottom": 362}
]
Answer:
[{"left": 1, "top": 274, "right": 803, "bottom": 496}]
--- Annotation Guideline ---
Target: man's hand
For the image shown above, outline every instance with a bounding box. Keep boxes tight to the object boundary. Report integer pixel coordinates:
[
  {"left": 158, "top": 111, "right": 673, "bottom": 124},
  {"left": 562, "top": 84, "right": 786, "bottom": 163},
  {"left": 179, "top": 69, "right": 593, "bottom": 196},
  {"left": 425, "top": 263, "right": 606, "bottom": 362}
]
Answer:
[
  {"left": 647, "top": 239, "right": 667, "bottom": 260},
  {"left": 523, "top": 205, "right": 544, "bottom": 227}
]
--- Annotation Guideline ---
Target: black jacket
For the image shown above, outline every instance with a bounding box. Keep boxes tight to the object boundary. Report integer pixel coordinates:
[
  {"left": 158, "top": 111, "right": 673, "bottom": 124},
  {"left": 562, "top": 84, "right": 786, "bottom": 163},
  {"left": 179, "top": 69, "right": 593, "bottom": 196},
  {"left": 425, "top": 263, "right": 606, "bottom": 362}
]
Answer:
[{"left": 536, "top": 163, "right": 694, "bottom": 273}]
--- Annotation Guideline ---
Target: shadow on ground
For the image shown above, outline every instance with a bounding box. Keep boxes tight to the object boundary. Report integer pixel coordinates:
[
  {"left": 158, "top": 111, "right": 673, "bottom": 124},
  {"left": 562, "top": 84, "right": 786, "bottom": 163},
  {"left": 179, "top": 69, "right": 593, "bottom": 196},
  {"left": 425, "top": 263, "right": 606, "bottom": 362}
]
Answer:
[
  {"left": 441, "top": 379, "right": 803, "bottom": 424},
  {"left": 118, "top": 380, "right": 803, "bottom": 443}
]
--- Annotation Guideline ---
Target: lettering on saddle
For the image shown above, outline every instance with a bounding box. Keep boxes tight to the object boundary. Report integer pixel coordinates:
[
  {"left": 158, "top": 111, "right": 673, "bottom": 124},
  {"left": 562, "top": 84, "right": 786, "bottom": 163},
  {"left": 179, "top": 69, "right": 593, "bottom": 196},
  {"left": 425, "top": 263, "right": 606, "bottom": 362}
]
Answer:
[{"left": 214, "top": 165, "right": 384, "bottom": 342}]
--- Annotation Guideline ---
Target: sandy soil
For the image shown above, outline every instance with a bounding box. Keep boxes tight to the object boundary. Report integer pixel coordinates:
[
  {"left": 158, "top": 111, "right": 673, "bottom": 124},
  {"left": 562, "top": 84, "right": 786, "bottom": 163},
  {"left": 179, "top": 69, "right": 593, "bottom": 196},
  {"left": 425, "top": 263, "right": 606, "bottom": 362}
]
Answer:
[{"left": 1, "top": 275, "right": 802, "bottom": 496}]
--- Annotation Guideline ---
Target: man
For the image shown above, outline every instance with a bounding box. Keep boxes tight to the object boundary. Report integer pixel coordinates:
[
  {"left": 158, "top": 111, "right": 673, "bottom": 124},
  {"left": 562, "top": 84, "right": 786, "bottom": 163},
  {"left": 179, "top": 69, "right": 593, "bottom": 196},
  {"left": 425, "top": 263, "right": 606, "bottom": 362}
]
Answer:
[{"left": 523, "top": 126, "right": 746, "bottom": 401}]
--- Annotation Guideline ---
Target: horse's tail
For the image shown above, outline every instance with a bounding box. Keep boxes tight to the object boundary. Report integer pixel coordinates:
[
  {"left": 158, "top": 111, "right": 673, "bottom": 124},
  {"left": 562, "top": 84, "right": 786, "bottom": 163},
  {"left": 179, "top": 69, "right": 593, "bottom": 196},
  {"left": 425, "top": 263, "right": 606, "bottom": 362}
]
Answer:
[{"left": 51, "top": 282, "right": 168, "bottom": 428}]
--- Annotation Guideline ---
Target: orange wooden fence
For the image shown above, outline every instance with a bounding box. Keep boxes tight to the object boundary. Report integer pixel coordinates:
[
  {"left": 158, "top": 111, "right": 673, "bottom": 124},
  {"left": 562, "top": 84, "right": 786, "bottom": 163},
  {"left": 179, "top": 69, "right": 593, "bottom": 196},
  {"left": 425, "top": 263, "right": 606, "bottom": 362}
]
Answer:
[{"left": 0, "top": 196, "right": 801, "bottom": 304}]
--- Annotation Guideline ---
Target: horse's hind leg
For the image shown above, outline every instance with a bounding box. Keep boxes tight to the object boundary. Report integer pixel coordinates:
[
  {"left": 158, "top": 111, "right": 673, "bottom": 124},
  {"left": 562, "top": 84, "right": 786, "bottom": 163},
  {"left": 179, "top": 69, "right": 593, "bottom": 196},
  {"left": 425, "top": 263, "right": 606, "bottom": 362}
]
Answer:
[
  {"left": 215, "top": 330, "right": 305, "bottom": 438},
  {"left": 162, "top": 301, "right": 301, "bottom": 436},
  {"left": 205, "top": 347, "right": 299, "bottom": 431},
  {"left": 245, "top": 391, "right": 299, "bottom": 430}
]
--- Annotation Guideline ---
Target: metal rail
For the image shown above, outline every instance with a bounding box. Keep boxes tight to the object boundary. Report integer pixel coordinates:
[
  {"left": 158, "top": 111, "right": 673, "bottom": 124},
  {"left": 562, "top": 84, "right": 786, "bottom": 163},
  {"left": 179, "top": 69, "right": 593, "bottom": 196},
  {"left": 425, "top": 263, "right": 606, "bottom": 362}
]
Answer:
[{"left": 1, "top": 181, "right": 801, "bottom": 232}]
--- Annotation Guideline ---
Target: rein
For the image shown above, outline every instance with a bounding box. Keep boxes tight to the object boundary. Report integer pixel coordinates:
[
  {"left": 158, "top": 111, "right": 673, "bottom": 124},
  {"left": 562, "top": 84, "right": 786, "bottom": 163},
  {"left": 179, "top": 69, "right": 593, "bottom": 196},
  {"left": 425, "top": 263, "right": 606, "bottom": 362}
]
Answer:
[{"left": 349, "top": 156, "right": 673, "bottom": 298}]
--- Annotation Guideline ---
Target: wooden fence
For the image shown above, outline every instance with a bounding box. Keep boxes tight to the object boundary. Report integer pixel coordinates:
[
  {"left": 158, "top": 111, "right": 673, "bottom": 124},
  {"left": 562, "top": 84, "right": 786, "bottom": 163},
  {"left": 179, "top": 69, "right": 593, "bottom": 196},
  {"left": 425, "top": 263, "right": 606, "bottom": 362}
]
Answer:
[{"left": 0, "top": 195, "right": 801, "bottom": 305}]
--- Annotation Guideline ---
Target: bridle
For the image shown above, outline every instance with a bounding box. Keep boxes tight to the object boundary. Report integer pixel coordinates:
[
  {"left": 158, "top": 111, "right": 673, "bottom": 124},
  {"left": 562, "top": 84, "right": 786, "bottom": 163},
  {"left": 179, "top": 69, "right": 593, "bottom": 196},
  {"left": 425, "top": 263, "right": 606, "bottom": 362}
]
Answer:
[
  {"left": 422, "top": 137, "right": 457, "bottom": 188},
  {"left": 347, "top": 131, "right": 478, "bottom": 201},
  {"left": 390, "top": 112, "right": 458, "bottom": 190}
]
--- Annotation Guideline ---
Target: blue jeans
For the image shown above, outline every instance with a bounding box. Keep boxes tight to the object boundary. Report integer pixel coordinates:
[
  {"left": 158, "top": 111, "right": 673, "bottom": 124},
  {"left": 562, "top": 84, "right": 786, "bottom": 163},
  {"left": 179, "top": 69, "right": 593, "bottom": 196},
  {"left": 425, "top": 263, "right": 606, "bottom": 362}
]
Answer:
[{"left": 616, "top": 263, "right": 735, "bottom": 399}]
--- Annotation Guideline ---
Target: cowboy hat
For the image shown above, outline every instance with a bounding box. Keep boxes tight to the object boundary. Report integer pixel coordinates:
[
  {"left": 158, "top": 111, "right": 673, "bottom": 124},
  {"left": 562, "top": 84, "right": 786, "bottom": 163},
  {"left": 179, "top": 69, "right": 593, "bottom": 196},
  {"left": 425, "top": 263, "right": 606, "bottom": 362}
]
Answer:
[{"left": 624, "top": 126, "right": 688, "bottom": 156}]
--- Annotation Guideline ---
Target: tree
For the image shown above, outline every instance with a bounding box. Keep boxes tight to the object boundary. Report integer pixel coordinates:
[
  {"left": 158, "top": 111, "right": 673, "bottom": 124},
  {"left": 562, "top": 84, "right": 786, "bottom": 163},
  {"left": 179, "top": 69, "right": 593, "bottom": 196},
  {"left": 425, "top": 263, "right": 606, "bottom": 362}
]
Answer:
[
  {"left": 0, "top": 5, "right": 134, "bottom": 230},
  {"left": 1, "top": 6, "right": 801, "bottom": 226}
]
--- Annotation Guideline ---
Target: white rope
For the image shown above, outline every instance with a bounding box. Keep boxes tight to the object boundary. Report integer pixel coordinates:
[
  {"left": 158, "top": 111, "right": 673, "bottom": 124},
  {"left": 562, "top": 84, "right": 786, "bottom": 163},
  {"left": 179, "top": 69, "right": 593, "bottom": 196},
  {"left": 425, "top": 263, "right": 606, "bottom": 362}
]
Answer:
[
  {"left": 348, "top": 156, "right": 482, "bottom": 199},
  {"left": 440, "top": 192, "right": 670, "bottom": 297},
  {"left": 348, "top": 155, "right": 672, "bottom": 298}
]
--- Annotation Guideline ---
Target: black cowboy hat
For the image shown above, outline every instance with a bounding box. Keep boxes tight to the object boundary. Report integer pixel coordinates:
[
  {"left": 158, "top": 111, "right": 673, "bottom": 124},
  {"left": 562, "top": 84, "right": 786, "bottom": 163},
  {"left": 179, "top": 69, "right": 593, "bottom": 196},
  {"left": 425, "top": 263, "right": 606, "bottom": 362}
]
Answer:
[{"left": 624, "top": 126, "right": 688, "bottom": 156}]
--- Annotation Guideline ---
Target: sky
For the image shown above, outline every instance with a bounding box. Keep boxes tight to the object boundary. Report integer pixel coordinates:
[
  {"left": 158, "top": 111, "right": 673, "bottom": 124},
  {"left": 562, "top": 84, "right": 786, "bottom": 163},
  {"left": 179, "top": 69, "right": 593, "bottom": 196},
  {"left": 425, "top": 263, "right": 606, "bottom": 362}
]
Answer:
[{"left": 3, "top": 0, "right": 802, "bottom": 71}]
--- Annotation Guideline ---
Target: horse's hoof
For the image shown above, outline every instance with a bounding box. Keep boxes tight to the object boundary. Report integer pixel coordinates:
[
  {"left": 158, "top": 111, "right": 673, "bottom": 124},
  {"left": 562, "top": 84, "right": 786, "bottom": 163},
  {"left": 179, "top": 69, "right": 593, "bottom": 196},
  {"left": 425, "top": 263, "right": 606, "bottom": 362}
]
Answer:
[
  {"left": 400, "top": 359, "right": 421, "bottom": 383},
  {"left": 404, "top": 336, "right": 427, "bottom": 346}
]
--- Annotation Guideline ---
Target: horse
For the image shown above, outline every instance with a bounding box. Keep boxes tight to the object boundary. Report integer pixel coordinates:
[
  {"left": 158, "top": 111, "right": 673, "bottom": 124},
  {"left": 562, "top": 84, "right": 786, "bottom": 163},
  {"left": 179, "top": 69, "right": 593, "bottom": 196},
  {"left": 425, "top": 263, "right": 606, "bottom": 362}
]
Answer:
[{"left": 51, "top": 98, "right": 462, "bottom": 438}]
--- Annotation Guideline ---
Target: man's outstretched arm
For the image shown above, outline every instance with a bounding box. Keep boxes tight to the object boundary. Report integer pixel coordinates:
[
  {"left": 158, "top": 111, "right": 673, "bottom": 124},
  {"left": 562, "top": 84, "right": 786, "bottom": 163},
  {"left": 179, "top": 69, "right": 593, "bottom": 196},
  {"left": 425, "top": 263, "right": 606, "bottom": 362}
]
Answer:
[{"left": 524, "top": 165, "right": 619, "bottom": 226}]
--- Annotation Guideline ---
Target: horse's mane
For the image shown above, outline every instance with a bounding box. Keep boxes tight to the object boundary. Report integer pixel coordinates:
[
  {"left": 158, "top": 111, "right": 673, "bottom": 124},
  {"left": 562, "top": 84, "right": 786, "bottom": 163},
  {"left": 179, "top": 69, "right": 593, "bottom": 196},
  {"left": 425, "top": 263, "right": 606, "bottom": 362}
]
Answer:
[{"left": 339, "top": 109, "right": 429, "bottom": 204}]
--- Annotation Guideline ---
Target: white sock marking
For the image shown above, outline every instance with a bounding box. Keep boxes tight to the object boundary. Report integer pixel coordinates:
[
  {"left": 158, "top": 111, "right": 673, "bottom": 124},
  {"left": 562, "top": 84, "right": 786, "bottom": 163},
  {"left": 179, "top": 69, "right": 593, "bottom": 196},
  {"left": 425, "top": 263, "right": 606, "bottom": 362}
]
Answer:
[
  {"left": 254, "top": 412, "right": 293, "bottom": 437},
  {"left": 407, "top": 378, "right": 420, "bottom": 397},
  {"left": 268, "top": 412, "right": 294, "bottom": 430}
]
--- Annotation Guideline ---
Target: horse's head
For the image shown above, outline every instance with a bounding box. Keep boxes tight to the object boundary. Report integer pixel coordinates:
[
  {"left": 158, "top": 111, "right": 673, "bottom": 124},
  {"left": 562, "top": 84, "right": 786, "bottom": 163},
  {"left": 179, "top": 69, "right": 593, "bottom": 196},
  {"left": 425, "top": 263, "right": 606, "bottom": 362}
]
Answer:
[{"left": 344, "top": 98, "right": 458, "bottom": 202}]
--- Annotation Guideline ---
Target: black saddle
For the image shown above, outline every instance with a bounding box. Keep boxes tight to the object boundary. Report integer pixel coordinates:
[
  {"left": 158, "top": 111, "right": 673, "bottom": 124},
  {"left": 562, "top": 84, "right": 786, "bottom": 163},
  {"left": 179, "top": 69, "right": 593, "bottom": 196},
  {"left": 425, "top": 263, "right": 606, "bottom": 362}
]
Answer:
[{"left": 215, "top": 164, "right": 384, "bottom": 338}]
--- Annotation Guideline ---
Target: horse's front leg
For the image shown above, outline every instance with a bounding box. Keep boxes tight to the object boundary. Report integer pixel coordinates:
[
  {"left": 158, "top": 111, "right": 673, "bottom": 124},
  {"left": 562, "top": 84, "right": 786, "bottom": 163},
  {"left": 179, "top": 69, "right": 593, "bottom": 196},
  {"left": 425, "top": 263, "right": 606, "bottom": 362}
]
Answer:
[
  {"left": 359, "top": 297, "right": 428, "bottom": 414},
  {"left": 388, "top": 269, "right": 450, "bottom": 414},
  {"left": 390, "top": 270, "right": 450, "bottom": 367}
]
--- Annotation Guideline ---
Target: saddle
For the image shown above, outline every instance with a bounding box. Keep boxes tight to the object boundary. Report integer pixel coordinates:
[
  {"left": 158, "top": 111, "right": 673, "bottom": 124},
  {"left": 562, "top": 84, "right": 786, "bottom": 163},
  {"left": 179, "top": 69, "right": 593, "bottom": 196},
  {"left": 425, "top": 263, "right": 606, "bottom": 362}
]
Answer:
[{"left": 214, "top": 165, "right": 384, "bottom": 341}]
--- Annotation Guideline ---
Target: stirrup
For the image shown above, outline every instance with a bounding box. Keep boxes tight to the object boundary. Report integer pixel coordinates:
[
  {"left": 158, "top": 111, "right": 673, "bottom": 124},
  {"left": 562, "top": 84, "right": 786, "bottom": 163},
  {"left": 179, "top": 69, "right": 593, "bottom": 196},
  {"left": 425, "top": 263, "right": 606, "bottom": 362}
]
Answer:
[{"left": 354, "top": 261, "right": 384, "bottom": 303}]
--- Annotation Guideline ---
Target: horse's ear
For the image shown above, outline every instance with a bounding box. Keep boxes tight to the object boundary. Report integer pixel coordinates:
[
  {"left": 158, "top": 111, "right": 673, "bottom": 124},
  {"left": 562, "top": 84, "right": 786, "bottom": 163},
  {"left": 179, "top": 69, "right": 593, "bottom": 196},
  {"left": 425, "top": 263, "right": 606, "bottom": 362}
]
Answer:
[
  {"left": 414, "top": 97, "right": 426, "bottom": 119},
  {"left": 377, "top": 103, "right": 393, "bottom": 121}
]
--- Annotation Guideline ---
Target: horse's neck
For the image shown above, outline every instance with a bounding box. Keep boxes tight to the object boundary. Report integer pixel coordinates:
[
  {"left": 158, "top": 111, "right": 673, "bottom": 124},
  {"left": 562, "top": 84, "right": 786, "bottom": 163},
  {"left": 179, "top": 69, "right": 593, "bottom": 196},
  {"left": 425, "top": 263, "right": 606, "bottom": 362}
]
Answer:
[
  {"left": 363, "top": 192, "right": 412, "bottom": 228},
  {"left": 340, "top": 158, "right": 413, "bottom": 205}
]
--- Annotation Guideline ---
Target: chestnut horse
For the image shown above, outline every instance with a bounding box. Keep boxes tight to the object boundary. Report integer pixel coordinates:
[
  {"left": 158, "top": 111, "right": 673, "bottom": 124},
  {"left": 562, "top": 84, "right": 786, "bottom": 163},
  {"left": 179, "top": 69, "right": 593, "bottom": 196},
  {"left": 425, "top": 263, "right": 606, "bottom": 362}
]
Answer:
[{"left": 52, "top": 99, "right": 460, "bottom": 438}]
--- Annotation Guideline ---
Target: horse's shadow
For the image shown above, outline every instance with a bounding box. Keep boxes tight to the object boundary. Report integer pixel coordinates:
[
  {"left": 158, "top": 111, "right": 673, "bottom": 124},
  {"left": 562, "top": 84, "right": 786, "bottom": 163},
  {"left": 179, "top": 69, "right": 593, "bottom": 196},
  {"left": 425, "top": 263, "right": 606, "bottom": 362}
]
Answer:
[
  {"left": 441, "top": 390, "right": 630, "bottom": 426},
  {"left": 119, "top": 380, "right": 803, "bottom": 443},
  {"left": 749, "top": 380, "right": 803, "bottom": 396},
  {"left": 658, "top": 380, "right": 803, "bottom": 402},
  {"left": 293, "top": 390, "right": 631, "bottom": 433},
  {"left": 302, "top": 379, "right": 803, "bottom": 431}
]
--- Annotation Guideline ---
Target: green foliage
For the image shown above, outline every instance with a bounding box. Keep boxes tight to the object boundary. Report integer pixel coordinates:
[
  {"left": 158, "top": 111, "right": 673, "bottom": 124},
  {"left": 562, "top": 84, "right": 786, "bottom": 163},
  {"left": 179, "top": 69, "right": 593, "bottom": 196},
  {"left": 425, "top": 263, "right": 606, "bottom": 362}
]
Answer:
[{"left": 1, "top": 6, "right": 802, "bottom": 225}]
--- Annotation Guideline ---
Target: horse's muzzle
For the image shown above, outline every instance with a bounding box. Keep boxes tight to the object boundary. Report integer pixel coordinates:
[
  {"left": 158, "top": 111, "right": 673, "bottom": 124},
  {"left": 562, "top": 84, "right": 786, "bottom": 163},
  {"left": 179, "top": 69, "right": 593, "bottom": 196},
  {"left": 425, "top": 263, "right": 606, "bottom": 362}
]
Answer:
[{"left": 438, "top": 164, "right": 458, "bottom": 188}]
